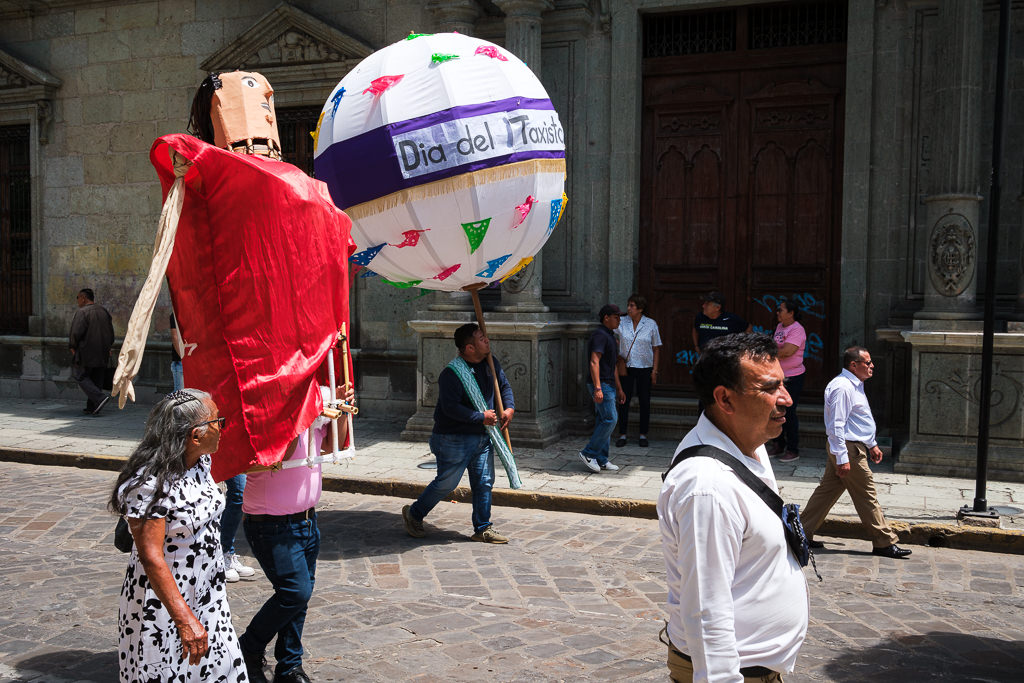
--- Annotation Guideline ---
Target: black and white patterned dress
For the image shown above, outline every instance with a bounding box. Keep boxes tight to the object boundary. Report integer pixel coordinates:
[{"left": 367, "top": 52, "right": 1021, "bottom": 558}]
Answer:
[{"left": 117, "top": 455, "right": 246, "bottom": 682}]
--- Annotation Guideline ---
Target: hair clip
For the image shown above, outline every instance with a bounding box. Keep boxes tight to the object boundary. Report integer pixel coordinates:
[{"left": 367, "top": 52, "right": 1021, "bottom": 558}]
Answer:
[{"left": 166, "top": 390, "right": 199, "bottom": 406}]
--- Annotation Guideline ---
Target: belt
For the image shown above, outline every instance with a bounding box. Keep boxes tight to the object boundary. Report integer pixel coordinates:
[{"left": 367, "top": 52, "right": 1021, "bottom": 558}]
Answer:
[
  {"left": 669, "top": 643, "right": 774, "bottom": 678},
  {"left": 244, "top": 507, "right": 315, "bottom": 523}
]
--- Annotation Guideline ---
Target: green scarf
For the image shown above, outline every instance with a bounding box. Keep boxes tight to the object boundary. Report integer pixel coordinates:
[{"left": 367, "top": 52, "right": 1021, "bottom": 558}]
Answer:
[{"left": 447, "top": 356, "right": 523, "bottom": 490}]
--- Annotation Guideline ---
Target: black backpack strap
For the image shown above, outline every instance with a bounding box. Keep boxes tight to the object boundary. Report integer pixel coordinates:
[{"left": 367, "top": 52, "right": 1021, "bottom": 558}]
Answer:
[{"left": 663, "top": 444, "right": 784, "bottom": 518}]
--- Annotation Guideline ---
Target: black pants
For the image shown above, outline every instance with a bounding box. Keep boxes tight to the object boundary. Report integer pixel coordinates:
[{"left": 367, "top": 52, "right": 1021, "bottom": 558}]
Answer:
[
  {"left": 773, "top": 372, "right": 804, "bottom": 453},
  {"left": 617, "top": 367, "right": 653, "bottom": 435},
  {"left": 73, "top": 365, "right": 107, "bottom": 409}
]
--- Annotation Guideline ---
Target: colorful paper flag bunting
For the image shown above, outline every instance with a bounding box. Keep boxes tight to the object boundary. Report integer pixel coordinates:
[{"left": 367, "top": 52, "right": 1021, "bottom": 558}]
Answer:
[
  {"left": 433, "top": 264, "right": 461, "bottom": 281},
  {"left": 474, "top": 45, "right": 508, "bottom": 61},
  {"left": 350, "top": 242, "right": 386, "bottom": 266},
  {"left": 390, "top": 229, "right": 429, "bottom": 248},
  {"left": 461, "top": 218, "right": 491, "bottom": 253},
  {"left": 476, "top": 254, "right": 511, "bottom": 279},
  {"left": 363, "top": 75, "right": 404, "bottom": 96},
  {"left": 511, "top": 195, "right": 537, "bottom": 229},
  {"left": 431, "top": 53, "right": 460, "bottom": 64},
  {"left": 329, "top": 87, "right": 346, "bottom": 118},
  {"left": 500, "top": 257, "right": 533, "bottom": 282}
]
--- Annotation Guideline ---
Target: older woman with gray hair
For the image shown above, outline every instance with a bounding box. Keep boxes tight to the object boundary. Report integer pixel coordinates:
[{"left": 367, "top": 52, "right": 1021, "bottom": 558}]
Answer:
[{"left": 108, "top": 389, "right": 247, "bottom": 682}]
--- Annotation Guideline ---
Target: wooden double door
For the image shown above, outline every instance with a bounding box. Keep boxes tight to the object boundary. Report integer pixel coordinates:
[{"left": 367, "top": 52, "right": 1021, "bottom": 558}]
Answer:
[{"left": 640, "top": 46, "right": 845, "bottom": 397}]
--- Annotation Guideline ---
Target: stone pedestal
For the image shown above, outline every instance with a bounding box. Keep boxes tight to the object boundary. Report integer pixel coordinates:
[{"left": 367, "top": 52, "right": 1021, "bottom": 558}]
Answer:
[
  {"left": 895, "top": 329, "right": 1024, "bottom": 482},
  {"left": 402, "top": 314, "right": 592, "bottom": 447}
]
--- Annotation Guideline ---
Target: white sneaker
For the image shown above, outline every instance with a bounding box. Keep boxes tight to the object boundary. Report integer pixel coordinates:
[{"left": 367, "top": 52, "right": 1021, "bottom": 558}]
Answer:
[
  {"left": 578, "top": 451, "right": 601, "bottom": 473},
  {"left": 224, "top": 565, "right": 240, "bottom": 583},
  {"left": 226, "top": 553, "right": 255, "bottom": 578},
  {"left": 601, "top": 461, "right": 620, "bottom": 471}
]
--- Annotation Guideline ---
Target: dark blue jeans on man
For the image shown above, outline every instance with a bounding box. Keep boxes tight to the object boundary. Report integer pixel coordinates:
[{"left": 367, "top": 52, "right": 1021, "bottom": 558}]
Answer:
[
  {"left": 240, "top": 513, "right": 319, "bottom": 676},
  {"left": 582, "top": 382, "right": 618, "bottom": 466},
  {"left": 409, "top": 432, "right": 494, "bottom": 533},
  {"left": 220, "top": 474, "right": 246, "bottom": 555}
]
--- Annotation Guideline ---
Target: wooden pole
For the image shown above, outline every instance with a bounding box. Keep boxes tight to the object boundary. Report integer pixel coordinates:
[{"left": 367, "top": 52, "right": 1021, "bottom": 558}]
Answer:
[{"left": 464, "top": 284, "right": 512, "bottom": 451}]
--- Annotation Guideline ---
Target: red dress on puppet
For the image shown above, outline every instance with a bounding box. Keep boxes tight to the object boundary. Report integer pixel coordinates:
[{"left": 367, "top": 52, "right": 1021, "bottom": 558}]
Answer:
[{"left": 151, "top": 134, "right": 354, "bottom": 482}]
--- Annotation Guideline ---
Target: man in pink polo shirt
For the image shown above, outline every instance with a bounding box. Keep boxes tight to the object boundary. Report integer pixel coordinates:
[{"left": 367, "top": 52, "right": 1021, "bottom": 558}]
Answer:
[{"left": 239, "top": 387, "right": 352, "bottom": 683}]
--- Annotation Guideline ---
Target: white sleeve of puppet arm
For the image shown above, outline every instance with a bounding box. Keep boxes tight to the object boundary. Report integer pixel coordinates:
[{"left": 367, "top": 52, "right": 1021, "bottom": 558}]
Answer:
[{"left": 676, "top": 491, "right": 745, "bottom": 683}]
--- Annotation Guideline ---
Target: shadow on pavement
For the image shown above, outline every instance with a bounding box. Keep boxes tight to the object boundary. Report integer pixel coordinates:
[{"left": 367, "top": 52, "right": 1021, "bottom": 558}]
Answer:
[
  {"left": 14, "top": 649, "right": 117, "bottom": 682},
  {"left": 315, "top": 509, "right": 461, "bottom": 561},
  {"left": 822, "top": 631, "right": 1024, "bottom": 681}
]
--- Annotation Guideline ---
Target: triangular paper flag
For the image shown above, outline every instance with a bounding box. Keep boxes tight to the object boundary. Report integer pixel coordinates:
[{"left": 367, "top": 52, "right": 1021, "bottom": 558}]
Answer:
[
  {"left": 501, "top": 257, "right": 533, "bottom": 282},
  {"left": 434, "top": 264, "right": 461, "bottom": 281},
  {"left": 382, "top": 278, "right": 422, "bottom": 289},
  {"left": 329, "top": 87, "right": 346, "bottom": 118},
  {"left": 350, "top": 243, "right": 386, "bottom": 266},
  {"left": 461, "top": 218, "right": 491, "bottom": 253},
  {"left": 359, "top": 269, "right": 378, "bottom": 278},
  {"left": 547, "top": 198, "right": 563, "bottom": 234},
  {"left": 476, "top": 254, "right": 511, "bottom": 279},
  {"left": 364, "top": 75, "right": 404, "bottom": 96},
  {"left": 512, "top": 195, "right": 537, "bottom": 229},
  {"left": 390, "top": 229, "right": 429, "bottom": 248},
  {"left": 474, "top": 45, "right": 508, "bottom": 61}
]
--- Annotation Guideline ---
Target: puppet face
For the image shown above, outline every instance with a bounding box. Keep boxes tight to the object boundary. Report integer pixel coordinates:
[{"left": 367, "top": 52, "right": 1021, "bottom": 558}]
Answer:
[{"left": 211, "top": 71, "right": 281, "bottom": 158}]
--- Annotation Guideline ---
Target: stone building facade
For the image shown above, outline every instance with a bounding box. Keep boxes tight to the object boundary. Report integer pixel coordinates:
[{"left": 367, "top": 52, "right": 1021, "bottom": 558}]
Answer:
[{"left": 0, "top": 0, "right": 1021, "bottom": 476}]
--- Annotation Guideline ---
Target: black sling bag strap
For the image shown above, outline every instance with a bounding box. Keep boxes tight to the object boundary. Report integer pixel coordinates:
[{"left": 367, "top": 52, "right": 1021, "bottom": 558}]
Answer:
[{"left": 664, "top": 444, "right": 821, "bottom": 581}]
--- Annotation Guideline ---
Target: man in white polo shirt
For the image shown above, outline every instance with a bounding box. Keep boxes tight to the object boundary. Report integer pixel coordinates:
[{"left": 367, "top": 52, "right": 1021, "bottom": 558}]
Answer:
[{"left": 658, "top": 334, "right": 808, "bottom": 682}]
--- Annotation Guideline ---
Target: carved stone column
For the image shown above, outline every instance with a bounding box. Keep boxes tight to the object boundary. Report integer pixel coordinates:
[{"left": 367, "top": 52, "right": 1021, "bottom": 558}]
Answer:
[
  {"left": 426, "top": 0, "right": 481, "bottom": 35},
  {"left": 917, "top": 0, "right": 983, "bottom": 322},
  {"left": 494, "top": 0, "right": 553, "bottom": 313}
]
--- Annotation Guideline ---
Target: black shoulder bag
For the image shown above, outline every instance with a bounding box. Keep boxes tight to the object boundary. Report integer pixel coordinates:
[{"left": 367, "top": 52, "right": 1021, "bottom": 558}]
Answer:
[
  {"left": 664, "top": 445, "right": 821, "bottom": 582},
  {"left": 114, "top": 516, "right": 134, "bottom": 553}
]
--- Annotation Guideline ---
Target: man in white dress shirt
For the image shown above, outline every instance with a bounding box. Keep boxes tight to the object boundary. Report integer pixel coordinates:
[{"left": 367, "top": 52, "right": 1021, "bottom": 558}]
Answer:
[
  {"left": 800, "top": 346, "right": 911, "bottom": 559},
  {"left": 658, "top": 334, "right": 808, "bottom": 682}
]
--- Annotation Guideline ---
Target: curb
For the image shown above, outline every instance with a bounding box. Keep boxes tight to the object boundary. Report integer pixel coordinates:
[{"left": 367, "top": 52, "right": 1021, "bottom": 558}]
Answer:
[{"left": 4, "top": 447, "right": 1023, "bottom": 555}]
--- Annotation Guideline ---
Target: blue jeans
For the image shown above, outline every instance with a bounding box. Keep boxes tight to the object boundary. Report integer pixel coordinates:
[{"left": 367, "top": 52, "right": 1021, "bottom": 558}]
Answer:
[
  {"left": 240, "top": 513, "right": 319, "bottom": 676},
  {"left": 170, "top": 360, "right": 183, "bottom": 391},
  {"left": 410, "top": 433, "right": 494, "bottom": 533},
  {"left": 582, "top": 382, "right": 618, "bottom": 465},
  {"left": 220, "top": 474, "right": 245, "bottom": 554}
]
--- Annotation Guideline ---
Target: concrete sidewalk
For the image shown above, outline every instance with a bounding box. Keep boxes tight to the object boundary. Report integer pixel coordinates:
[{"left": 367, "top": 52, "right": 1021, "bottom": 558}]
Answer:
[{"left": 2, "top": 397, "right": 1022, "bottom": 552}]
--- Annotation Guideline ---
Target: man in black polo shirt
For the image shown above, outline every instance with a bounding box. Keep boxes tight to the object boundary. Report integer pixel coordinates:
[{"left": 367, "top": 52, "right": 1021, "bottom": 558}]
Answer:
[
  {"left": 579, "top": 304, "right": 626, "bottom": 473},
  {"left": 692, "top": 291, "right": 752, "bottom": 354}
]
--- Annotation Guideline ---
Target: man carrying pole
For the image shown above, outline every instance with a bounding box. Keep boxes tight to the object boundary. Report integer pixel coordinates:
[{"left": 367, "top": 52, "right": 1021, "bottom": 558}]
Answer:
[{"left": 402, "top": 323, "right": 516, "bottom": 543}]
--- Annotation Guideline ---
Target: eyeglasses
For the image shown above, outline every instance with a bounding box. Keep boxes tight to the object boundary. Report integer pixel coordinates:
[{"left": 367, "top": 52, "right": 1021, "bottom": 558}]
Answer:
[
  {"left": 193, "top": 417, "right": 226, "bottom": 430},
  {"left": 856, "top": 360, "right": 874, "bottom": 367}
]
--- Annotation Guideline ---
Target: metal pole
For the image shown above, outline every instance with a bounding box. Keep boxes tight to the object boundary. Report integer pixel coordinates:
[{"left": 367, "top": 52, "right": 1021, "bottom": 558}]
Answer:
[{"left": 972, "top": 0, "right": 1011, "bottom": 513}]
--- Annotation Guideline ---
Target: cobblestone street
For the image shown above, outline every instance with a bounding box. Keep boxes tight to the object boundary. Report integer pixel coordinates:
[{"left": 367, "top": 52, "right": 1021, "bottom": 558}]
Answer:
[{"left": 2, "top": 462, "right": 1023, "bottom": 682}]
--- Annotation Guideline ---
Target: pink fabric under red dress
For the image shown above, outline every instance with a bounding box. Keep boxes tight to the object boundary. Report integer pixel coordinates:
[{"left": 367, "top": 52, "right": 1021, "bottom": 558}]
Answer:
[{"left": 151, "top": 134, "right": 355, "bottom": 481}]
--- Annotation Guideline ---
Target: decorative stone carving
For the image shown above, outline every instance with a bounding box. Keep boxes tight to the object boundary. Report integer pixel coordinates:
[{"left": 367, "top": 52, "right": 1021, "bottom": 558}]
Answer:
[
  {"left": 928, "top": 213, "right": 975, "bottom": 297},
  {"left": 0, "top": 66, "right": 26, "bottom": 89},
  {"left": 242, "top": 30, "right": 343, "bottom": 68},
  {"left": 36, "top": 99, "right": 53, "bottom": 145},
  {"left": 201, "top": 2, "right": 373, "bottom": 105}
]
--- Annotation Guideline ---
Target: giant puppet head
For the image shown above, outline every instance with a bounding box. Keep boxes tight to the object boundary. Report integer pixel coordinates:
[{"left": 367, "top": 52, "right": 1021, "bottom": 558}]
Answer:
[{"left": 188, "top": 70, "right": 282, "bottom": 159}]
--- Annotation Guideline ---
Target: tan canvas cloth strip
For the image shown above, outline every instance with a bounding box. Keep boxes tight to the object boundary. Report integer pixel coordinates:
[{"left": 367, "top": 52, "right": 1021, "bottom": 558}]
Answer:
[{"left": 111, "top": 149, "right": 191, "bottom": 408}]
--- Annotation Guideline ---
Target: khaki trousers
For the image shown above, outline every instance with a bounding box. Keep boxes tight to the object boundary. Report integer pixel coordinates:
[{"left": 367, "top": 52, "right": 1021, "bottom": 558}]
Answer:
[
  {"left": 667, "top": 646, "right": 783, "bottom": 682},
  {"left": 800, "top": 440, "right": 899, "bottom": 548}
]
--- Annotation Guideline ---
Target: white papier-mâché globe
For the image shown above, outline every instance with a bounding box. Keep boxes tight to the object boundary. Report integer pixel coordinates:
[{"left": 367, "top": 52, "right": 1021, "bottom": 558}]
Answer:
[{"left": 313, "top": 32, "right": 566, "bottom": 291}]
